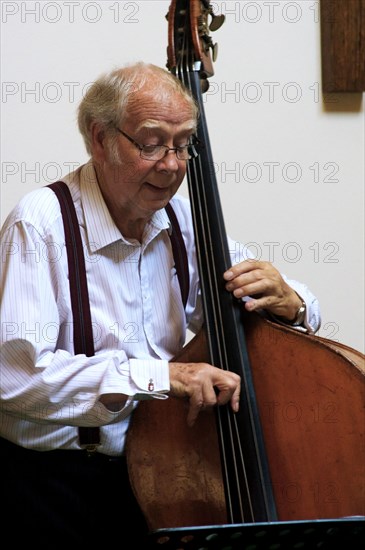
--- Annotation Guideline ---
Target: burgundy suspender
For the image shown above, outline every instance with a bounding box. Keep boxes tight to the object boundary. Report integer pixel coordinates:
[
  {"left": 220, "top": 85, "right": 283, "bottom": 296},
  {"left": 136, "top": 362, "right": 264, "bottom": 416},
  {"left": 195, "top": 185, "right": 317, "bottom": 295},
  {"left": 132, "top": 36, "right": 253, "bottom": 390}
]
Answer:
[
  {"left": 164, "top": 202, "right": 190, "bottom": 310},
  {"left": 48, "top": 182, "right": 95, "bottom": 357},
  {"left": 48, "top": 180, "right": 189, "bottom": 448},
  {"left": 48, "top": 181, "right": 99, "bottom": 447}
]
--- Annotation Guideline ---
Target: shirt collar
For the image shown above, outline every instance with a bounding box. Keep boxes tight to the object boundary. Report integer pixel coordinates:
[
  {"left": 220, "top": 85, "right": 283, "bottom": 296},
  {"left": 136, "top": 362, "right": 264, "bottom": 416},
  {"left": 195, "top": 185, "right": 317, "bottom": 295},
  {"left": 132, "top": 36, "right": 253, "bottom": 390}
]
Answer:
[{"left": 79, "top": 161, "right": 171, "bottom": 251}]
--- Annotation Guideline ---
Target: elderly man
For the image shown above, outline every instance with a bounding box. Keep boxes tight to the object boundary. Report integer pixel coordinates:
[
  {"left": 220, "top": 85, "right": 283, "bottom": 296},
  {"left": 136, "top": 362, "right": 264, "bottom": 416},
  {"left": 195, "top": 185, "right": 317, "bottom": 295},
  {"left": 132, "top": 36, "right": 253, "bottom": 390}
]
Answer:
[{"left": 0, "top": 62, "right": 320, "bottom": 545}]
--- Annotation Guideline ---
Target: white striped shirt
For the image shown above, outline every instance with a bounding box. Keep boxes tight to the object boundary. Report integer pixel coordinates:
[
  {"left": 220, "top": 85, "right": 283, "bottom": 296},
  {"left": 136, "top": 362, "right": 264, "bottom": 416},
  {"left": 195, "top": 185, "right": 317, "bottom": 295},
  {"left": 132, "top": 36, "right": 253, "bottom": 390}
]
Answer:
[{"left": 0, "top": 161, "right": 321, "bottom": 455}]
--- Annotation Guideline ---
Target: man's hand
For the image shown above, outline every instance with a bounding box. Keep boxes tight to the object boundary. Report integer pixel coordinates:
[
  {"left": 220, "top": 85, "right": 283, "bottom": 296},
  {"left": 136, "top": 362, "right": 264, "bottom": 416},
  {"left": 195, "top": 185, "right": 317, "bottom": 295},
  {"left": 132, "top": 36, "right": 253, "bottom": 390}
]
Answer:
[
  {"left": 169, "top": 362, "right": 240, "bottom": 427},
  {"left": 224, "top": 260, "right": 303, "bottom": 321}
]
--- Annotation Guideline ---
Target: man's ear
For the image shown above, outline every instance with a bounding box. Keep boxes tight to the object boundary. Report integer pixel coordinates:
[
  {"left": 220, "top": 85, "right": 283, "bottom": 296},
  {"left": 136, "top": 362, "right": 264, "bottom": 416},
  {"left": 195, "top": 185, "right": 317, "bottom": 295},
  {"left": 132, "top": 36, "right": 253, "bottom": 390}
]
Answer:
[{"left": 90, "top": 123, "right": 107, "bottom": 162}]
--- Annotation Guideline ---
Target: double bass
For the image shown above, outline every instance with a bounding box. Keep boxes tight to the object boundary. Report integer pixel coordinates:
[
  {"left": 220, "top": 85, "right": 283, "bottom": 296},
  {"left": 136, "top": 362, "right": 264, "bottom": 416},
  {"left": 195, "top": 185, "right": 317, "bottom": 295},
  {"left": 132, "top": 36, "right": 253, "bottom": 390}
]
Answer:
[{"left": 126, "top": 0, "right": 365, "bottom": 543}]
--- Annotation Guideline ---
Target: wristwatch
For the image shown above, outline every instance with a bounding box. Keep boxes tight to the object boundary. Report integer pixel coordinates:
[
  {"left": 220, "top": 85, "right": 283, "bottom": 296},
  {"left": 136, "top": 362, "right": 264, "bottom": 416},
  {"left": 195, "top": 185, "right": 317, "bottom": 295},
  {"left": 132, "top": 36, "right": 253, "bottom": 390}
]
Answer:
[{"left": 291, "top": 298, "right": 306, "bottom": 326}]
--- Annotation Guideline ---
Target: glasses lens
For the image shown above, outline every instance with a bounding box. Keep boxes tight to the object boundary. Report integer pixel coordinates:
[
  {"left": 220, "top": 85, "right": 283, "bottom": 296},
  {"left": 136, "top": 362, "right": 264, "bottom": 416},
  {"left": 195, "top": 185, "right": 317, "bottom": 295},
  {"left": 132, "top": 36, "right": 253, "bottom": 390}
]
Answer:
[
  {"left": 140, "top": 140, "right": 201, "bottom": 161},
  {"left": 176, "top": 147, "right": 191, "bottom": 161},
  {"left": 182, "top": 142, "right": 200, "bottom": 160},
  {"left": 177, "top": 138, "right": 201, "bottom": 160},
  {"left": 141, "top": 145, "right": 164, "bottom": 160}
]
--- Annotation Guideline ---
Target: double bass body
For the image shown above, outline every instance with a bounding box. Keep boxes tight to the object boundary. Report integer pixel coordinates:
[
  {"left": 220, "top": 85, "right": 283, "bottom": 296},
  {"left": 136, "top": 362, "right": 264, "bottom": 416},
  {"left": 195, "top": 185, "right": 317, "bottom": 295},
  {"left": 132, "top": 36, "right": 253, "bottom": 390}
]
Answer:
[{"left": 127, "top": 315, "right": 365, "bottom": 530}]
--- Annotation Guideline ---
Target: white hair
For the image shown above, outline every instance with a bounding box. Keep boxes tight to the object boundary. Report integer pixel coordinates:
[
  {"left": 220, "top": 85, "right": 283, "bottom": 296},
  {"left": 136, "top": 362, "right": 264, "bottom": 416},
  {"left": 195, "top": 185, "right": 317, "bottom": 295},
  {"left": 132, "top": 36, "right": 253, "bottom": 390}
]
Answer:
[{"left": 77, "top": 62, "right": 198, "bottom": 155}]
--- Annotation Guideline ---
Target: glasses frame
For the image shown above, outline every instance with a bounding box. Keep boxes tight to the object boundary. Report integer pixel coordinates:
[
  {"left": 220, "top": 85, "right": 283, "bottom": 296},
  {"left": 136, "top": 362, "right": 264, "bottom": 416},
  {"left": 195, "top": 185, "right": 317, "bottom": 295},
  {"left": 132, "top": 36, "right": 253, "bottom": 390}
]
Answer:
[{"left": 115, "top": 127, "right": 200, "bottom": 161}]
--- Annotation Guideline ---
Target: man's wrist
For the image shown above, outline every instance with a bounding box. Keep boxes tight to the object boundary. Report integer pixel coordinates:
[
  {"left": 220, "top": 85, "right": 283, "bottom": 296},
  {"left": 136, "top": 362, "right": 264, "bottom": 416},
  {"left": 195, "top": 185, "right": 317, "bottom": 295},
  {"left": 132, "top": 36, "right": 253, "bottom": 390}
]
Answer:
[
  {"left": 273, "top": 294, "right": 306, "bottom": 327},
  {"left": 289, "top": 297, "right": 307, "bottom": 326}
]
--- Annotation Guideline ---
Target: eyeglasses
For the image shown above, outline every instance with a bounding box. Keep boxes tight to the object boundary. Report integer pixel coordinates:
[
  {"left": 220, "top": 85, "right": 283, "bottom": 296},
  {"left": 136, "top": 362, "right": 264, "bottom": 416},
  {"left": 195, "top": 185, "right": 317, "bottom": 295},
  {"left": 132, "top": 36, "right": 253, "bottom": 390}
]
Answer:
[{"left": 116, "top": 128, "right": 201, "bottom": 161}]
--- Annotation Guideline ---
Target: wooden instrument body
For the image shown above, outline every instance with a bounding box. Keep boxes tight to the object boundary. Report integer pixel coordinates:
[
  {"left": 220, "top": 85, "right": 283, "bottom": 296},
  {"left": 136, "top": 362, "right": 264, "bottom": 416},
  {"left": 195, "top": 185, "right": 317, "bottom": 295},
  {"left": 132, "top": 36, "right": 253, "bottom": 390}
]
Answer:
[{"left": 127, "top": 314, "right": 365, "bottom": 530}]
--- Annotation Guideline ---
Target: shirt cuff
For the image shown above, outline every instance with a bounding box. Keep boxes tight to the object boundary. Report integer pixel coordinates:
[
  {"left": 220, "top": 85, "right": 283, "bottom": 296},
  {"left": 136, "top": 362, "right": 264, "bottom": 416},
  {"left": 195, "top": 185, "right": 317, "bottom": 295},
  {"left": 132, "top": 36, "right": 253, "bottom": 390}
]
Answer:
[
  {"left": 99, "top": 354, "right": 170, "bottom": 401},
  {"left": 129, "top": 358, "right": 170, "bottom": 400}
]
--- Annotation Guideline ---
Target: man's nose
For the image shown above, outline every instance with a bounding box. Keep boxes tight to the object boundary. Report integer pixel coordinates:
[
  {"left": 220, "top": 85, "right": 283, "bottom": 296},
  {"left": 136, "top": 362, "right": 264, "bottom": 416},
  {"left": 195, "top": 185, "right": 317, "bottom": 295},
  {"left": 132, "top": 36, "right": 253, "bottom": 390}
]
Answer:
[{"left": 156, "top": 149, "right": 181, "bottom": 171}]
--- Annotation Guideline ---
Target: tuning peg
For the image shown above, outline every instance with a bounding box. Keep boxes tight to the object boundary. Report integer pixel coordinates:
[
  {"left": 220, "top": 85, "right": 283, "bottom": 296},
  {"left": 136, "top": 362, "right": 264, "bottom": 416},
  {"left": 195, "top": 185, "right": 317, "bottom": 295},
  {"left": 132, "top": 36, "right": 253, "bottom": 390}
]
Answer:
[
  {"left": 211, "top": 42, "right": 218, "bottom": 62},
  {"left": 201, "top": 78, "right": 209, "bottom": 94},
  {"left": 209, "top": 13, "right": 225, "bottom": 32}
]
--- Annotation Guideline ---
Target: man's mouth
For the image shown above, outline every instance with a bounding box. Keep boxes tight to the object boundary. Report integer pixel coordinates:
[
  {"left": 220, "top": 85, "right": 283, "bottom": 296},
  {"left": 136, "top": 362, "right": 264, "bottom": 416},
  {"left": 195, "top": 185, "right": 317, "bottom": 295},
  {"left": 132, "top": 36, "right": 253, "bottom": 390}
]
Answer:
[{"left": 145, "top": 182, "right": 171, "bottom": 192}]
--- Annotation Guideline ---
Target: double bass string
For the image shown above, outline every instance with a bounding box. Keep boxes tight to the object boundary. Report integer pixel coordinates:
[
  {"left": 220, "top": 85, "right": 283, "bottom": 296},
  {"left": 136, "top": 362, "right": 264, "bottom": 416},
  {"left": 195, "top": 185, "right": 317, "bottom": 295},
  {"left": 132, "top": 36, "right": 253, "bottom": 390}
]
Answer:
[{"left": 176, "top": 58, "right": 257, "bottom": 522}]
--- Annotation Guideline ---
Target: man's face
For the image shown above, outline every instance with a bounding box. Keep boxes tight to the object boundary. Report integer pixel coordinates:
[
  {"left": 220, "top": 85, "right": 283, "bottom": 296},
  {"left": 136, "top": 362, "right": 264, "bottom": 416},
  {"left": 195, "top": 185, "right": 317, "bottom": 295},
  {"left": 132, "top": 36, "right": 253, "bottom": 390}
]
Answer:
[{"left": 95, "top": 87, "right": 196, "bottom": 221}]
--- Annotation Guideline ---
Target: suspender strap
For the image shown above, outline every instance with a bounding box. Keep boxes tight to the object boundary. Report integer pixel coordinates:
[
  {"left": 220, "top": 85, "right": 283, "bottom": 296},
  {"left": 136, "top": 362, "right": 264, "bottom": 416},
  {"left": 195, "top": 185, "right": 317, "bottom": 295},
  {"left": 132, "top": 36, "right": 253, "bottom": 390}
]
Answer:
[
  {"left": 48, "top": 181, "right": 99, "bottom": 448},
  {"left": 165, "top": 202, "right": 190, "bottom": 309},
  {"left": 48, "top": 182, "right": 95, "bottom": 357}
]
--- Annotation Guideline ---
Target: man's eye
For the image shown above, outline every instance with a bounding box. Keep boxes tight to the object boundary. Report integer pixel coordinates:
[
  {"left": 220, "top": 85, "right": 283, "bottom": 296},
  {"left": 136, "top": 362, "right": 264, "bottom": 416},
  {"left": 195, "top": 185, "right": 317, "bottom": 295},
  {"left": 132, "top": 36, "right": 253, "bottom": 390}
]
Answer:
[{"left": 142, "top": 145, "right": 160, "bottom": 154}]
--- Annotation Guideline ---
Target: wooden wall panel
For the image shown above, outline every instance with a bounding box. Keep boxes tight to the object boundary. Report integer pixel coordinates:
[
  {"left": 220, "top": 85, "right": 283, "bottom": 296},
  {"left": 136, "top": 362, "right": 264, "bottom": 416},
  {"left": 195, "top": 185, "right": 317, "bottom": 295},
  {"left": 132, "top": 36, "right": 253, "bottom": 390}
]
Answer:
[{"left": 320, "top": 0, "right": 365, "bottom": 92}]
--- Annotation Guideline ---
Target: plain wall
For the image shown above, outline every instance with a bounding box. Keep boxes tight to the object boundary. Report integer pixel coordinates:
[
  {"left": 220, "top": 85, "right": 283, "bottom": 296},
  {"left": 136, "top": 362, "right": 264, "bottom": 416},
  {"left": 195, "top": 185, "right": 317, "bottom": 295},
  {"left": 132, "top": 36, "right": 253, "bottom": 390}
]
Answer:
[{"left": 1, "top": 1, "right": 364, "bottom": 353}]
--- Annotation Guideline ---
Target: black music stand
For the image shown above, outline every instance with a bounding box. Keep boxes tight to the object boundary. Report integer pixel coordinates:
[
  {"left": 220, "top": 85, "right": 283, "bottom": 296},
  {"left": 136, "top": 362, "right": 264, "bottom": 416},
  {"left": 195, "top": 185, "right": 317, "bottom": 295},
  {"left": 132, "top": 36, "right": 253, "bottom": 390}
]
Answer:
[{"left": 144, "top": 517, "right": 364, "bottom": 549}]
